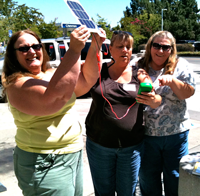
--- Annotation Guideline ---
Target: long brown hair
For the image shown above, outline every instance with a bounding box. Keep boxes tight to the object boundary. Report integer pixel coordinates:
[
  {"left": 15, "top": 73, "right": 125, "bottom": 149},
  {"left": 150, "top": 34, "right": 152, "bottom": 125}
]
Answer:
[
  {"left": 2, "top": 30, "right": 49, "bottom": 89},
  {"left": 138, "top": 31, "right": 178, "bottom": 75}
]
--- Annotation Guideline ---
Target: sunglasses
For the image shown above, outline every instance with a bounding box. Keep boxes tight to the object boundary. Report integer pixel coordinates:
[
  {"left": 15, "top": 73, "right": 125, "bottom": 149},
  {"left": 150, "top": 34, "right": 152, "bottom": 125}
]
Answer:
[
  {"left": 152, "top": 43, "right": 172, "bottom": 51},
  {"left": 15, "top": 43, "right": 42, "bottom": 52},
  {"left": 113, "top": 30, "right": 133, "bottom": 37}
]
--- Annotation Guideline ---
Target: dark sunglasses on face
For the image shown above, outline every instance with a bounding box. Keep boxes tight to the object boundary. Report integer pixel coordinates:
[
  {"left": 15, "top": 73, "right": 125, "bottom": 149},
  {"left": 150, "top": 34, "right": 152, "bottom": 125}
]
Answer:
[
  {"left": 113, "top": 30, "right": 133, "bottom": 37},
  {"left": 15, "top": 43, "right": 42, "bottom": 52},
  {"left": 152, "top": 43, "right": 172, "bottom": 51}
]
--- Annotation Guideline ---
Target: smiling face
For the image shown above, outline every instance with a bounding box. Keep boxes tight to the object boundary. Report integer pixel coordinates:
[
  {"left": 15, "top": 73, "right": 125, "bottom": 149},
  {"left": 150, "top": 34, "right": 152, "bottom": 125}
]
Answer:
[
  {"left": 150, "top": 37, "right": 172, "bottom": 70},
  {"left": 14, "top": 33, "right": 43, "bottom": 75}
]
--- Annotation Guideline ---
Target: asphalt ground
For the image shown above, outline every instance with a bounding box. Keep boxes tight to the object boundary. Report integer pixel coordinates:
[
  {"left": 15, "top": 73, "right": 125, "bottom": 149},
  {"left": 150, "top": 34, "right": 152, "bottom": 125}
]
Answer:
[{"left": 0, "top": 72, "right": 200, "bottom": 195}]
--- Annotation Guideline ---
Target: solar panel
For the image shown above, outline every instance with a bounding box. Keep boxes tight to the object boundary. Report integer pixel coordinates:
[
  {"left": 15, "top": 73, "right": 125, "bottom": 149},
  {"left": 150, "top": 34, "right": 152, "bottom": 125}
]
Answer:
[{"left": 63, "top": 0, "right": 105, "bottom": 37}]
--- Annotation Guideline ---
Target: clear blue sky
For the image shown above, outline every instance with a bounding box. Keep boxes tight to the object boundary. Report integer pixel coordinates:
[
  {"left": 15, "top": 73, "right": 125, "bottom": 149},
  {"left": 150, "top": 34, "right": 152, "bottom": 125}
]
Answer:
[
  {"left": 15, "top": 0, "right": 132, "bottom": 27},
  {"left": 14, "top": 0, "right": 200, "bottom": 28}
]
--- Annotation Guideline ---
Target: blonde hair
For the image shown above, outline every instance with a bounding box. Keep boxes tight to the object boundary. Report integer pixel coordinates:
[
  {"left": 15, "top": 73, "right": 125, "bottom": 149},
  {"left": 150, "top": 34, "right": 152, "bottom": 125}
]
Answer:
[
  {"left": 110, "top": 31, "right": 134, "bottom": 47},
  {"left": 138, "top": 31, "right": 178, "bottom": 74}
]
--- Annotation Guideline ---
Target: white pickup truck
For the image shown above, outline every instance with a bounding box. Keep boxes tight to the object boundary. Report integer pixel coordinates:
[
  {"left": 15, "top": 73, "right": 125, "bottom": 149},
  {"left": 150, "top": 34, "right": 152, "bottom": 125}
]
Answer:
[
  {"left": 42, "top": 36, "right": 111, "bottom": 68},
  {"left": 0, "top": 37, "right": 111, "bottom": 101}
]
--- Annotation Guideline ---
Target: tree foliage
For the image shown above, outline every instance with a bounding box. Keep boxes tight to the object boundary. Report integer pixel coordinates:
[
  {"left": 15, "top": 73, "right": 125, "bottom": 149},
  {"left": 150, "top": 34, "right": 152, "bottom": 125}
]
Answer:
[
  {"left": 1, "top": 0, "right": 200, "bottom": 50},
  {"left": 37, "top": 20, "right": 63, "bottom": 39},
  {"left": 0, "top": 0, "right": 17, "bottom": 17},
  {"left": 129, "top": 11, "right": 161, "bottom": 43},
  {"left": 123, "top": 0, "right": 200, "bottom": 42},
  {"left": 11, "top": 4, "right": 44, "bottom": 32},
  {"left": 0, "top": 0, "right": 62, "bottom": 44},
  {"left": 92, "top": 14, "right": 113, "bottom": 39},
  {"left": 120, "top": 14, "right": 145, "bottom": 48}
]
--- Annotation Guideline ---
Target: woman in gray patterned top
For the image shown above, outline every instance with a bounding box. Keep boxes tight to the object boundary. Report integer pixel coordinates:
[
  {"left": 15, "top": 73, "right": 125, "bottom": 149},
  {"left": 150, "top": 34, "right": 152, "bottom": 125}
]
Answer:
[{"left": 136, "top": 31, "right": 196, "bottom": 196}]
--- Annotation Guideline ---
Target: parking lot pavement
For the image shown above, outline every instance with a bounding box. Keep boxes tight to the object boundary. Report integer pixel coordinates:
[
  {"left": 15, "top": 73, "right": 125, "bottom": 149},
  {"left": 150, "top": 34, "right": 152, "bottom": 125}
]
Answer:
[
  {"left": 1, "top": 96, "right": 200, "bottom": 196},
  {"left": 0, "top": 99, "right": 95, "bottom": 196}
]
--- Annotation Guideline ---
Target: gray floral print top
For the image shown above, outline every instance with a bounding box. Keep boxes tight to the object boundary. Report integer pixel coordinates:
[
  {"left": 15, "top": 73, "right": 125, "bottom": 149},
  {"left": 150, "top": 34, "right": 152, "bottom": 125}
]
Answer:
[{"left": 144, "top": 57, "right": 196, "bottom": 136}]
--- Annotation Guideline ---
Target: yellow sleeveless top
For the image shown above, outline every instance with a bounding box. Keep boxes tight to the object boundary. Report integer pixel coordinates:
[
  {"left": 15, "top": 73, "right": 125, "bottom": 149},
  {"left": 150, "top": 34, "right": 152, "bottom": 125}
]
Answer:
[{"left": 8, "top": 93, "right": 83, "bottom": 154}]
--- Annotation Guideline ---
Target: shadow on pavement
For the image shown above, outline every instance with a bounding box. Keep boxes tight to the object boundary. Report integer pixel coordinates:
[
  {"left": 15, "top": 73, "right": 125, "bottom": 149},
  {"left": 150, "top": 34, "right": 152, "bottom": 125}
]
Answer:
[{"left": 0, "top": 145, "right": 14, "bottom": 175}]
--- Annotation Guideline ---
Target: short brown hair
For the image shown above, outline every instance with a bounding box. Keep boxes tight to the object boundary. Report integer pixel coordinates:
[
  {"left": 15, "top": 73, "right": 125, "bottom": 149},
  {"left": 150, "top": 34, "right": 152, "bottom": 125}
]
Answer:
[{"left": 110, "top": 31, "right": 134, "bottom": 47}]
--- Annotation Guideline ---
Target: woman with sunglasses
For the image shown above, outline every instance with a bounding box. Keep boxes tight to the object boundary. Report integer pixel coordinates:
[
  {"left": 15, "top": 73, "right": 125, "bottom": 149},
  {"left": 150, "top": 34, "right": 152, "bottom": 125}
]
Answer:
[
  {"left": 136, "top": 31, "right": 196, "bottom": 196},
  {"left": 85, "top": 30, "right": 162, "bottom": 195},
  {"left": 1, "top": 26, "right": 105, "bottom": 196}
]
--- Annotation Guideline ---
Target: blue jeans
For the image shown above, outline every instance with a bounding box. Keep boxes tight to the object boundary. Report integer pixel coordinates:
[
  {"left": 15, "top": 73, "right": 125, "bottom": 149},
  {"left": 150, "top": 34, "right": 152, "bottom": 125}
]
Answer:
[
  {"left": 86, "top": 137, "right": 144, "bottom": 196},
  {"left": 13, "top": 146, "right": 83, "bottom": 196},
  {"left": 139, "top": 131, "right": 189, "bottom": 196}
]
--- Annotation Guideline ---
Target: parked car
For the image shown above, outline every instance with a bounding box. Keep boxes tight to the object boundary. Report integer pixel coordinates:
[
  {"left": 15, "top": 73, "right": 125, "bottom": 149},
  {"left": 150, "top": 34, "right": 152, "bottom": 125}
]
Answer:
[
  {"left": 0, "top": 56, "right": 4, "bottom": 102},
  {"left": 0, "top": 46, "right": 6, "bottom": 54},
  {"left": 194, "top": 41, "right": 200, "bottom": 51},
  {"left": 41, "top": 36, "right": 111, "bottom": 68},
  {"left": 177, "top": 40, "right": 196, "bottom": 44},
  {"left": 0, "top": 56, "right": 4, "bottom": 73}
]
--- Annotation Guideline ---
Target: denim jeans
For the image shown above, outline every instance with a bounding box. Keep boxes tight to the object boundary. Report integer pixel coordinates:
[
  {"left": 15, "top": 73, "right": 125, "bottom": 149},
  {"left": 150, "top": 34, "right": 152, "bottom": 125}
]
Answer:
[
  {"left": 86, "top": 137, "right": 144, "bottom": 196},
  {"left": 139, "top": 130, "right": 189, "bottom": 196},
  {"left": 13, "top": 146, "right": 83, "bottom": 196}
]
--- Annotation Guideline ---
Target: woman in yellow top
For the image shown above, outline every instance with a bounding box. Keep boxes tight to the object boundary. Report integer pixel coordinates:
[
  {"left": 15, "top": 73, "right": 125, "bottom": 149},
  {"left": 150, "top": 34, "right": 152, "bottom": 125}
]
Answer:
[{"left": 2, "top": 26, "right": 105, "bottom": 196}]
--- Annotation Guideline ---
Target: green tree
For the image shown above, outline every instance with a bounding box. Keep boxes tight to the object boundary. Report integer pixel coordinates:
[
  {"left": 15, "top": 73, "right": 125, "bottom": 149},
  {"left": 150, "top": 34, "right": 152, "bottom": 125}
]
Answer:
[
  {"left": 93, "top": 14, "right": 112, "bottom": 39},
  {"left": 164, "top": 0, "right": 200, "bottom": 40},
  {"left": 124, "top": 0, "right": 200, "bottom": 42},
  {"left": 0, "top": 0, "right": 63, "bottom": 43},
  {"left": 0, "top": 0, "right": 17, "bottom": 17},
  {"left": 0, "top": 16, "right": 10, "bottom": 41},
  {"left": 125, "top": 0, "right": 162, "bottom": 18},
  {"left": 0, "top": 0, "right": 17, "bottom": 43},
  {"left": 12, "top": 4, "right": 44, "bottom": 32},
  {"left": 135, "top": 11, "right": 161, "bottom": 39},
  {"left": 119, "top": 13, "right": 145, "bottom": 50},
  {"left": 38, "top": 20, "right": 63, "bottom": 39}
]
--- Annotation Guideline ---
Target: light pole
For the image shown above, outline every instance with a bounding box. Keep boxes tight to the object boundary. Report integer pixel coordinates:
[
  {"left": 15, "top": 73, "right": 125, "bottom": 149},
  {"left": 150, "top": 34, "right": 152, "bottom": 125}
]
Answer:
[{"left": 161, "top": 9, "right": 167, "bottom": 31}]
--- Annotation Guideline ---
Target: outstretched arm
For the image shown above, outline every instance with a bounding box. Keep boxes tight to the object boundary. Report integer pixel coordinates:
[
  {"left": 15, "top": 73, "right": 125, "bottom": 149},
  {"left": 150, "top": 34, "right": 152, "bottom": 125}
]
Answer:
[
  {"left": 75, "top": 29, "right": 106, "bottom": 97},
  {"left": 7, "top": 26, "right": 91, "bottom": 116}
]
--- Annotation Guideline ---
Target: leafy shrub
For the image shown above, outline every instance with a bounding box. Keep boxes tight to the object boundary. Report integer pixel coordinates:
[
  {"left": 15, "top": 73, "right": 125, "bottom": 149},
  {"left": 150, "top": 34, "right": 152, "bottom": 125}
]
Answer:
[
  {"left": 176, "top": 44, "right": 194, "bottom": 52},
  {"left": 177, "top": 51, "right": 200, "bottom": 56}
]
